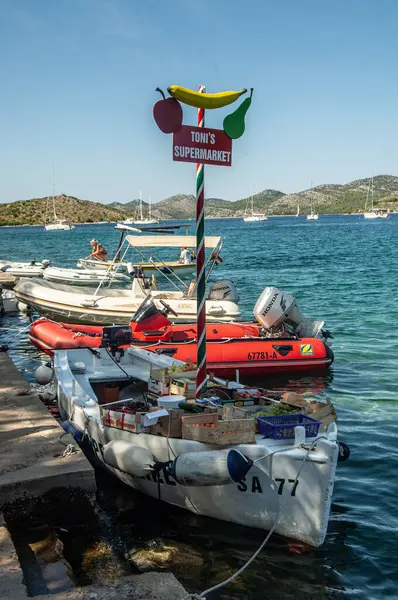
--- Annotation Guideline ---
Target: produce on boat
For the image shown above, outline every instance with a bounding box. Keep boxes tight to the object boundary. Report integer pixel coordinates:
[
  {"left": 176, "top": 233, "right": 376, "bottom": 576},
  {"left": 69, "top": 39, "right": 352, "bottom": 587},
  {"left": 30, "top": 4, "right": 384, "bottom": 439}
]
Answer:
[{"left": 39, "top": 326, "right": 346, "bottom": 548}]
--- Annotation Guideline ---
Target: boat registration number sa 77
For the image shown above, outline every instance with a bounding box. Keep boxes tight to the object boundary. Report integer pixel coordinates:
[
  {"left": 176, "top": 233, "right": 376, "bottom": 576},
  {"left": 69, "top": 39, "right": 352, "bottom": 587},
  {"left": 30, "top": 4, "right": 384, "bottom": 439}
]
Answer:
[{"left": 247, "top": 351, "right": 278, "bottom": 361}]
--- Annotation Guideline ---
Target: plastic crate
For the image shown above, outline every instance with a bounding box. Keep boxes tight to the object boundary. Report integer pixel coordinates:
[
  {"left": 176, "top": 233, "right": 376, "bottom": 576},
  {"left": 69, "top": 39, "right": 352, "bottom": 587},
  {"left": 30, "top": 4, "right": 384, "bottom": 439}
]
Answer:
[{"left": 256, "top": 413, "right": 321, "bottom": 440}]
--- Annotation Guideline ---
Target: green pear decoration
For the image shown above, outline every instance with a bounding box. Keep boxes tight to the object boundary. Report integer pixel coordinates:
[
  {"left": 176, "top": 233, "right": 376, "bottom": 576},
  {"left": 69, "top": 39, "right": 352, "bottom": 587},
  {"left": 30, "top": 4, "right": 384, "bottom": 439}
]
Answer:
[{"left": 223, "top": 88, "right": 253, "bottom": 140}]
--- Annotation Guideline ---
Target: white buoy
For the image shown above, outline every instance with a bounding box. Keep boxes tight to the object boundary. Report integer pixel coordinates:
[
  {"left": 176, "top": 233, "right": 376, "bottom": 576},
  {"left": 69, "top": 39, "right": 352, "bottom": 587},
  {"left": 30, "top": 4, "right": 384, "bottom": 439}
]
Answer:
[{"left": 35, "top": 363, "right": 54, "bottom": 385}]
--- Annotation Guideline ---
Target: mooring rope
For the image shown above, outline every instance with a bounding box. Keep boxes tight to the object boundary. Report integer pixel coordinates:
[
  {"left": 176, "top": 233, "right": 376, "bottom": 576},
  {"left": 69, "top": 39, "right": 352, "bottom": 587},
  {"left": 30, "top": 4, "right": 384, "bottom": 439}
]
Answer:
[{"left": 184, "top": 438, "right": 322, "bottom": 600}]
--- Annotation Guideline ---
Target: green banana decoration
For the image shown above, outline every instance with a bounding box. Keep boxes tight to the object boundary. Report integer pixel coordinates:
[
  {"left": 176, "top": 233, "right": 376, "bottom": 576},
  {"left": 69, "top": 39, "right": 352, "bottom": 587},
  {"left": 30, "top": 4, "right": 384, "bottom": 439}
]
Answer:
[{"left": 223, "top": 88, "right": 253, "bottom": 140}]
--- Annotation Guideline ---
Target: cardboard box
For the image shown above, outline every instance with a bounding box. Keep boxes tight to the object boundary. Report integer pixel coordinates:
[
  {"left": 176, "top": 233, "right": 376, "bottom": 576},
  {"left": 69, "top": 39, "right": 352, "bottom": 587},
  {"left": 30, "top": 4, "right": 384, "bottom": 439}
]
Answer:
[
  {"left": 148, "top": 376, "right": 169, "bottom": 396},
  {"left": 169, "top": 377, "right": 196, "bottom": 399},
  {"left": 149, "top": 406, "right": 219, "bottom": 438},
  {"left": 182, "top": 413, "right": 256, "bottom": 445},
  {"left": 150, "top": 367, "right": 170, "bottom": 385},
  {"left": 150, "top": 408, "right": 184, "bottom": 438},
  {"left": 100, "top": 402, "right": 150, "bottom": 433}
]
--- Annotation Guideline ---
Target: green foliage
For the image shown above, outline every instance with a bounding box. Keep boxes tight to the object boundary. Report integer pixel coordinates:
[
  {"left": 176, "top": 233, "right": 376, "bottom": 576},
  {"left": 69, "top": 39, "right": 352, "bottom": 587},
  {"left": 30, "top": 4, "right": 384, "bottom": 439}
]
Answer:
[{"left": 0, "top": 195, "right": 127, "bottom": 226}]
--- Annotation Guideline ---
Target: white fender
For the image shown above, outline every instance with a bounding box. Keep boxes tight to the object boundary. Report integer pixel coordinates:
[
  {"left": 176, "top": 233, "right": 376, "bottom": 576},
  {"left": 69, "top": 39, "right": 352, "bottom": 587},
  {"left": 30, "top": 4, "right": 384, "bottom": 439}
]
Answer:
[
  {"left": 171, "top": 449, "right": 253, "bottom": 487},
  {"left": 103, "top": 441, "right": 156, "bottom": 478}
]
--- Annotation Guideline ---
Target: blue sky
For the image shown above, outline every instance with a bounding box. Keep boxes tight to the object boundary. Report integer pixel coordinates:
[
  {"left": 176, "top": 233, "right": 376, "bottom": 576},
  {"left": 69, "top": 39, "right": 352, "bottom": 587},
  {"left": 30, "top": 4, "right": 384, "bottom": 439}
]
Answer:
[{"left": 1, "top": 0, "right": 398, "bottom": 204}]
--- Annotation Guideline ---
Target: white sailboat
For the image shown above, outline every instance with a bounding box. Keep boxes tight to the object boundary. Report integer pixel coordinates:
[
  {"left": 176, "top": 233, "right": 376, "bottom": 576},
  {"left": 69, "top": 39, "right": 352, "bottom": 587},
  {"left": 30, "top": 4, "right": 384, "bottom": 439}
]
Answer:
[
  {"left": 296, "top": 201, "right": 300, "bottom": 217},
  {"left": 123, "top": 191, "right": 159, "bottom": 226},
  {"left": 44, "top": 167, "right": 75, "bottom": 231},
  {"left": 363, "top": 177, "right": 389, "bottom": 219},
  {"left": 307, "top": 182, "right": 319, "bottom": 221},
  {"left": 243, "top": 195, "right": 268, "bottom": 222}
]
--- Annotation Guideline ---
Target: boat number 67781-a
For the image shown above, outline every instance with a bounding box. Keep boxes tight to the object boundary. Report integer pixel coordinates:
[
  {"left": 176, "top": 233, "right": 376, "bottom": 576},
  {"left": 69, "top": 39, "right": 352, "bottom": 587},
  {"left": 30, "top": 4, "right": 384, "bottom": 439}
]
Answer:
[{"left": 247, "top": 351, "right": 278, "bottom": 361}]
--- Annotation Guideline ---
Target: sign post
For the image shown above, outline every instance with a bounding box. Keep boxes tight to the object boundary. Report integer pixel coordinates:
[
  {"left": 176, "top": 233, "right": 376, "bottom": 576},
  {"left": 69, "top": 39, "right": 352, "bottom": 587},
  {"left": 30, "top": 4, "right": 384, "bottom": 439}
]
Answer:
[
  {"left": 152, "top": 83, "right": 252, "bottom": 399},
  {"left": 195, "top": 85, "right": 207, "bottom": 398}
]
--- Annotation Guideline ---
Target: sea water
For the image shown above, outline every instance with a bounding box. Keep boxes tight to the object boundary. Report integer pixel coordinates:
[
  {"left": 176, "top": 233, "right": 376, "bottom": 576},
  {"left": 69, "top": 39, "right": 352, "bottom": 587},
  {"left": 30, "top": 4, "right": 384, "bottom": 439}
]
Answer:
[{"left": 0, "top": 215, "right": 397, "bottom": 599}]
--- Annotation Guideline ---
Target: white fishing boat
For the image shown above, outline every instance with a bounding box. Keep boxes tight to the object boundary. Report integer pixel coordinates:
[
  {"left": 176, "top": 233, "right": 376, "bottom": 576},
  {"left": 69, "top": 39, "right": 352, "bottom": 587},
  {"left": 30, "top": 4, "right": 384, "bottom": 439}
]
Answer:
[
  {"left": 363, "top": 177, "right": 389, "bottom": 219},
  {"left": 50, "top": 342, "right": 344, "bottom": 548},
  {"left": 307, "top": 182, "right": 319, "bottom": 220},
  {"left": 14, "top": 235, "right": 239, "bottom": 324},
  {"left": 122, "top": 192, "right": 159, "bottom": 226},
  {"left": 78, "top": 225, "right": 195, "bottom": 278},
  {"left": 0, "top": 260, "right": 50, "bottom": 278},
  {"left": 243, "top": 195, "right": 268, "bottom": 222},
  {"left": 43, "top": 266, "right": 131, "bottom": 287},
  {"left": 44, "top": 167, "right": 75, "bottom": 231}
]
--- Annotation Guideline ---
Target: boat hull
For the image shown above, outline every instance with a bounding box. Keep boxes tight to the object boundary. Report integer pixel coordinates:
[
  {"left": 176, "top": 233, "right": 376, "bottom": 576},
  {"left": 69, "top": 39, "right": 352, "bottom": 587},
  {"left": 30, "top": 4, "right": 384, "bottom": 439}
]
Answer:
[
  {"left": 77, "top": 259, "right": 195, "bottom": 278},
  {"left": 363, "top": 212, "right": 389, "bottom": 219},
  {"left": 54, "top": 348, "right": 339, "bottom": 547},
  {"left": 43, "top": 267, "right": 131, "bottom": 286}
]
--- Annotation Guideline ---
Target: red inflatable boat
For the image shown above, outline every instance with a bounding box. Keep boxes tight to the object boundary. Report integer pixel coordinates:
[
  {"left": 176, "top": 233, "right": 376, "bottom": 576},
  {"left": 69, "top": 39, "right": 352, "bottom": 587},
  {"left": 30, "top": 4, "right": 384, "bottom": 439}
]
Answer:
[{"left": 29, "top": 304, "right": 333, "bottom": 377}]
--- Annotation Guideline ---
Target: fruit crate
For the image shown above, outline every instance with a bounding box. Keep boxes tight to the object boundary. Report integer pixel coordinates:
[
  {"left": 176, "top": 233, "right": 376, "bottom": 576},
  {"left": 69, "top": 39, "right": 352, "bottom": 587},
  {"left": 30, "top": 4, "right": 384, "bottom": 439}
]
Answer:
[
  {"left": 256, "top": 414, "right": 321, "bottom": 440},
  {"left": 182, "top": 413, "right": 255, "bottom": 445}
]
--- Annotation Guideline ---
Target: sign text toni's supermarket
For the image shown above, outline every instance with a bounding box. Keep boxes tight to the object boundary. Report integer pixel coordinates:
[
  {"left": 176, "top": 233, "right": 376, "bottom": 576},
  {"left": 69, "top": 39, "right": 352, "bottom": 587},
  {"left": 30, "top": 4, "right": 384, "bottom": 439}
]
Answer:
[{"left": 172, "top": 125, "right": 232, "bottom": 166}]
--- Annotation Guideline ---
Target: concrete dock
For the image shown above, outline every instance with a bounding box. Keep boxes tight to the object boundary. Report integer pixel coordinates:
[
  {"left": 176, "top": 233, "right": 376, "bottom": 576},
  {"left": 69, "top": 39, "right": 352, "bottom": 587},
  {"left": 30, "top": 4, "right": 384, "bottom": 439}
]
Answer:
[{"left": 0, "top": 353, "right": 95, "bottom": 507}]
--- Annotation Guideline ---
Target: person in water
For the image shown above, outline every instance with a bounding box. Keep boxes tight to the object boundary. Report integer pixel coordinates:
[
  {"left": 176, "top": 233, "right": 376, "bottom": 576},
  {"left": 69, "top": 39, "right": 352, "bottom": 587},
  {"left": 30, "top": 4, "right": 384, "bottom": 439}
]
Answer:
[{"left": 89, "top": 239, "right": 107, "bottom": 261}]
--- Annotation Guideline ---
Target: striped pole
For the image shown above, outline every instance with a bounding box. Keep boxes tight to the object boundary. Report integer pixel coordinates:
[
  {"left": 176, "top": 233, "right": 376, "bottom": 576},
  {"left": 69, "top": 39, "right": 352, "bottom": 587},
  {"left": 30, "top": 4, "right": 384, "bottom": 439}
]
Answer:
[{"left": 196, "top": 85, "right": 207, "bottom": 398}]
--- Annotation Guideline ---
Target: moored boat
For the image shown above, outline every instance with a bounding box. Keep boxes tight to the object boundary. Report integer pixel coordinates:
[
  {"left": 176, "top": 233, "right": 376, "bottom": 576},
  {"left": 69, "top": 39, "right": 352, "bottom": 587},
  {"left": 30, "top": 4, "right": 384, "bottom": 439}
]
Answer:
[
  {"left": 49, "top": 340, "right": 344, "bottom": 548},
  {"left": 29, "top": 290, "right": 333, "bottom": 375},
  {"left": 43, "top": 266, "right": 131, "bottom": 286},
  {"left": 0, "top": 260, "right": 50, "bottom": 278}
]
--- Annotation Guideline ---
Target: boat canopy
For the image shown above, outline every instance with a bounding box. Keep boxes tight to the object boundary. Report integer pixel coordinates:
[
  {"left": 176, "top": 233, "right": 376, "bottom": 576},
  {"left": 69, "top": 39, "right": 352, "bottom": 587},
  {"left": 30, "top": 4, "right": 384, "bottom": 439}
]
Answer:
[{"left": 126, "top": 235, "right": 221, "bottom": 249}]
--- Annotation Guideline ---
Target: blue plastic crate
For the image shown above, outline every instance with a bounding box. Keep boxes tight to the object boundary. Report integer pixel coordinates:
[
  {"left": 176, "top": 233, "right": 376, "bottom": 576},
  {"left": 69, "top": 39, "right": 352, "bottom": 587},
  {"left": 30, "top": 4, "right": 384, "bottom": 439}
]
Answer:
[{"left": 256, "top": 413, "right": 321, "bottom": 440}]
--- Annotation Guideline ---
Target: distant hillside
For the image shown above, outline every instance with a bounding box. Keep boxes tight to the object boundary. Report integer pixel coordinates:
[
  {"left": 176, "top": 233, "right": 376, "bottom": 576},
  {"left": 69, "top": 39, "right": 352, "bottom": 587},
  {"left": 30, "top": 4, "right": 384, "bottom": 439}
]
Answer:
[
  {"left": 3, "top": 175, "right": 398, "bottom": 226},
  {"left": 271, "top": 175, "right": 398, "bottom": 215},
  {"left": 0, "top": 194, "right": 126, "bottom": 226}
]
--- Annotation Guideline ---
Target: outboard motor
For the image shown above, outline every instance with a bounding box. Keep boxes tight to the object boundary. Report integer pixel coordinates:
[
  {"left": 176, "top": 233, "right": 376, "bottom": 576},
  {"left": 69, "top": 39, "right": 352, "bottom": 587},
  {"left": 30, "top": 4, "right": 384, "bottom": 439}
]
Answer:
[
  {"left": 253, "top": 286, "right": 326, "bottom": 338},
  {"left": 101, "top": 325, "right": 133, "bottom": 357},
  {"left": 208, "top": 280, "right": 239, "bottom": 302}
]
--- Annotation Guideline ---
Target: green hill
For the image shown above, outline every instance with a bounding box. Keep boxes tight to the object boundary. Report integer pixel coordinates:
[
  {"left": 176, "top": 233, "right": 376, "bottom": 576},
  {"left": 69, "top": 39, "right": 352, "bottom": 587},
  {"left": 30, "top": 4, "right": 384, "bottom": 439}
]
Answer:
[
  {"left": 0, "top": 194, "right": 126, "bottom": 226},
  {"left": 2, "top": 175, "right": 398, "bottom": 226}
]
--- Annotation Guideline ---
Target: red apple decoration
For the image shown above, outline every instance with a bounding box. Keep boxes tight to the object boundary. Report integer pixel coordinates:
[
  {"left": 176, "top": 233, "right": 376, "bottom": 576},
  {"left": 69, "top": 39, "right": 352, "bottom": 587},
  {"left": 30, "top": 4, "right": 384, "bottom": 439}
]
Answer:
[{"left": 153, "top": 88, "right": 183, "bottom": 134}]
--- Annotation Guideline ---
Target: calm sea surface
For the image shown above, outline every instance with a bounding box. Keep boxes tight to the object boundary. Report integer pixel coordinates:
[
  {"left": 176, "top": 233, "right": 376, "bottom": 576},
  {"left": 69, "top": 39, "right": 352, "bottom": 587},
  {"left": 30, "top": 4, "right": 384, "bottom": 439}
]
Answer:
[{"left": 0, "top": 215, "right": 397, "bottom": 599}]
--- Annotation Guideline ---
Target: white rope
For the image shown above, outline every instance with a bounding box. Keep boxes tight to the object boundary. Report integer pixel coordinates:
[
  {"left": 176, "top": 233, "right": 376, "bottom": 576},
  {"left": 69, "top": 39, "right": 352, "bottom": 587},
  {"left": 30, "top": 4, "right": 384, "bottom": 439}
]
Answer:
[{"left": 184, "top": 438, "right": 321, "bottom": 600}]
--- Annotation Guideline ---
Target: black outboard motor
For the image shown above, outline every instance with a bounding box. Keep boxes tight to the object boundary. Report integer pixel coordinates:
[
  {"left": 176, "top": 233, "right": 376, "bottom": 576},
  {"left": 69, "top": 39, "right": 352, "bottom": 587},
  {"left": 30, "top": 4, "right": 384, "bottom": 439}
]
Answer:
[{"left": 101, "top": 325, "right": 133, "bottom": 357}]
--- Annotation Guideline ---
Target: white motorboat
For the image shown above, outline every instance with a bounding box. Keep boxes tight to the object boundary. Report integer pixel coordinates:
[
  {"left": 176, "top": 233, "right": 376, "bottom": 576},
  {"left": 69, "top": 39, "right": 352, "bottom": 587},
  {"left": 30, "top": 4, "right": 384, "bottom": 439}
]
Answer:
[
  {"left": 52, "top": 344, "right": 342, "bottom": 548},
  {"left": 0, "top": 260, "right": 50, "bottom": 278},
  {"left": 14, "top": 234, "right": 239, "bottom": 324},
  {"left": 122, "top": 192, "right": 159, "bottom": 226},
  {"left": 14, "top": 276, "right": 240, "bottom": 325},
  {"left": 363, "top": 177, "right": 389, "bottom": 219},
  {"left": 78, "top": 225, "right": 196, "bottom": 278},
  {"left": 243, "top": 195, "right": 268, "bottom": 222},
  {"left": 44, "top": 167, "right": 75, "bottom": 231},
  {"left": 43, "top": 266, "right": 131, "bottom": 287}
]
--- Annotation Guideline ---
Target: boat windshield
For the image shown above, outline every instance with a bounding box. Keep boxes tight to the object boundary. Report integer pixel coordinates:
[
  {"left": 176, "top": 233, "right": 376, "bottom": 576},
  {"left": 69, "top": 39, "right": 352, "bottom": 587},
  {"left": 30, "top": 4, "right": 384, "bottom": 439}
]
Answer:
[{"left": 131, "top": 296, "right": 159, "bottom": 323}]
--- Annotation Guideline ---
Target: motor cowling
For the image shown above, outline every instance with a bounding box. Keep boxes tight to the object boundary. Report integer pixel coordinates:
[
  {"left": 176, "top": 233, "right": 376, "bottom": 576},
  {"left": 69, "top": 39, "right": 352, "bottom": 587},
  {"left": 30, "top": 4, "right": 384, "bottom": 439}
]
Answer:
[
  {"left": 208, "top": 280, "right": 239, "bottom": 302},
  {"left": 253, "top": 286, "right": 325, "bottom": 338}
]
